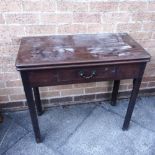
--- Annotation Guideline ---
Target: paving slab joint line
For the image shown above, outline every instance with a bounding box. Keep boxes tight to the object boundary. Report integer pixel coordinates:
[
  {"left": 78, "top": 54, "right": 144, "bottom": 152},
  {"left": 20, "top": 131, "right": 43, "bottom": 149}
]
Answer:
[
  {"left": 130, "top": 120, "right": 155, "bottom": 133},
  {"left": 45, "top": 144, "right": 64, "bottom": 155},
  {"left": 0, "top": 120, "right": 14, "bottom": 149},
  {"left": 1, "top": 131, "right": 29, "bottom": 155},
  {"left": 56, "top": 105, "right": 98, "bottom": 149},
  {"left": 100, "top": 104, "right": 126, "bottom": 118},
  {"left": 100, "top": 104, "right": 155, "bottom": 133},
  {"left": 100, "top": 103, "right": 135, "bottom": 121},
  {"left": 6, "top": 114, "right": 31, "bottom": 133}
]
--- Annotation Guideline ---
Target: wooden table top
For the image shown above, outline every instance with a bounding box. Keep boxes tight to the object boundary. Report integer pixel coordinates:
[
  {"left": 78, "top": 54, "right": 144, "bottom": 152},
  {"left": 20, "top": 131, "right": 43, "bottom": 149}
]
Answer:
[{"left": 16, "top": 33, "right": 150, "bottom": 70}]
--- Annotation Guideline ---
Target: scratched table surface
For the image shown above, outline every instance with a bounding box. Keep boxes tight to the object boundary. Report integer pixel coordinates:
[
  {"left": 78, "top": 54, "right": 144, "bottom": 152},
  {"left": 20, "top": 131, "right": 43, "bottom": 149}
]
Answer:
[{"left": 16, "top": 33, "right": 150, "bottom": 69}]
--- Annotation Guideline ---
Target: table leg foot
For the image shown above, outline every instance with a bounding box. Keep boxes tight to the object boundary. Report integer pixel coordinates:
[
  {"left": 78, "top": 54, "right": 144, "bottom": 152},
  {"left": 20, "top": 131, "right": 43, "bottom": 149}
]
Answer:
[
  {"left": 111, "top": 101, "right": 117, "bottom": 106},
  {"left": 38, "top": 111, "right": 44, "bottom": 116},
  {"left": 122, "top": 123, "right": 129, "bottom": 131},
  {"left": 36, "top": 137, "right": 42, "bottom": 143}
]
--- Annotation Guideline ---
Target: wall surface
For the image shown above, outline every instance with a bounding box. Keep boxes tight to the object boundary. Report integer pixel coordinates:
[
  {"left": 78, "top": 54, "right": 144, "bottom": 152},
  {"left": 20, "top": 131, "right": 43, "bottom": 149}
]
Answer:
[{"left": 0, "top": 0, "right": 155, "bottom": 110}]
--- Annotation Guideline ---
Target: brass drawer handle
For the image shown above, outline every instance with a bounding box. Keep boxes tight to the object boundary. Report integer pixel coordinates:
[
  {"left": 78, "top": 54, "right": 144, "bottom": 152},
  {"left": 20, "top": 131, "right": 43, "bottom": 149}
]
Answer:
[{"left": 79, "top": 70, "right": 96, "bottom": 79}]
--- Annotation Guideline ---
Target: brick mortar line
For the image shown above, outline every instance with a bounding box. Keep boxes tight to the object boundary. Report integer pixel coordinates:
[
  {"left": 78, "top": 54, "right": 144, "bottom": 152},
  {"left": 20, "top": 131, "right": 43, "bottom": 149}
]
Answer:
[
  {"left": 1, "top": 87, "right": 155, "bottom": 105},
  {"left": 2, "top": 10, "right": 155, "bottom": 14}
]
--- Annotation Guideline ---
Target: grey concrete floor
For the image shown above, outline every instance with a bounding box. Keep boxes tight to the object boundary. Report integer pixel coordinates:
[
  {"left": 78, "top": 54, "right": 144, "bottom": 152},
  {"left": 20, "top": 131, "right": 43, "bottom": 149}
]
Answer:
[{"left": 0, "top": 96, "right": 155, "bottom": 155}]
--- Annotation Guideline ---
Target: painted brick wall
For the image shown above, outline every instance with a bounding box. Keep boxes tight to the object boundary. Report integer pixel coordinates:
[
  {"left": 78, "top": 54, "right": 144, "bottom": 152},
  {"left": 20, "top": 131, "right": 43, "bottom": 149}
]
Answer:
[{"left": 0, "top": 0, "right": 155, "bottom": 110}]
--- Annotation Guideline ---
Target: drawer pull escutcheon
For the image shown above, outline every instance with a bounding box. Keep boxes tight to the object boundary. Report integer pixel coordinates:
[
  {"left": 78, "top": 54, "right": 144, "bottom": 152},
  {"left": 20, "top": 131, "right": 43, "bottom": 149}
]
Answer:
[{"left": 79, "top": 70, "right": 96, "bottom": 79}]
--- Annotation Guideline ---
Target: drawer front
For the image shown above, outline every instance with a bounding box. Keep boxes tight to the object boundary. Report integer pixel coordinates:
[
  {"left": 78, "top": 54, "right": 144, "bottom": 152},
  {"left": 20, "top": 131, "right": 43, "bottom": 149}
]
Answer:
[
  {"left": 58, "top": 66, "right": 116, "bottom": 83},
  {"left": 28, "top": 63, "right": 142, "bottom": 87}
]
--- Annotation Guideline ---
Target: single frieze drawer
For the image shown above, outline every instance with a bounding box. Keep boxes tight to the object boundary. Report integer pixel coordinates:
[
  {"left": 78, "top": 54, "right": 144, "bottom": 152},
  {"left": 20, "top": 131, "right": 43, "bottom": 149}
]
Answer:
[
  {"left": 28, "top": 63, "right": 142, "bottom": 87},
  {"left": 58, "top": 65, "right": 116, "bottom": 83}
]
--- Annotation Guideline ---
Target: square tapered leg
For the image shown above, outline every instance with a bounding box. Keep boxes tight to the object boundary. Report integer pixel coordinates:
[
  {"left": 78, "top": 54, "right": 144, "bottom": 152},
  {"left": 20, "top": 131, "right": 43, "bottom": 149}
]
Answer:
[
  {"left": 122, "top": 78, "right": 142, "bottom": 130},
  {"left": 21, "top": 72, "right": 41, "bottom": 143}
]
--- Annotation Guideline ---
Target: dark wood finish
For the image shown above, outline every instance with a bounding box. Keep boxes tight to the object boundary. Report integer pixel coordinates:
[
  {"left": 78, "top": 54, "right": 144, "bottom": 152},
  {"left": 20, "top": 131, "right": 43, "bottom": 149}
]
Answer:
[
  {"left": 16, "top": 33, "right": 150, "bottom": 143},
  {"left": 33, "top": 87, "right": 43, "bottom": 116},
  {"left": 21, "top": 72, "right": 41, "bottom": 143},
  {"left": 111, "top": 80, "right": 120, "bottom": 106},
  {"left": 27, "top": 63, "right": 142, "bottom": 87},
  {"left": 16, "top": 33, "right": 150, "bottom": 70},
  {"left": 122, "top": 78, "right": 142, "bottom": 130},
  {"left": 0, "top": 113, "right": 3, "bottom": 123},
  {"left": 122, "top": 63, "right": 146, "bottom": 130}
]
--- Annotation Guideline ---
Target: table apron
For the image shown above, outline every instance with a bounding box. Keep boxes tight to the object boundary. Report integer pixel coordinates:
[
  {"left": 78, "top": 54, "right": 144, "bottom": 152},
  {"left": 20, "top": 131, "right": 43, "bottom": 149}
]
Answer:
[{"left": 27, "top": 63, "right": 144, "bottom": 87}]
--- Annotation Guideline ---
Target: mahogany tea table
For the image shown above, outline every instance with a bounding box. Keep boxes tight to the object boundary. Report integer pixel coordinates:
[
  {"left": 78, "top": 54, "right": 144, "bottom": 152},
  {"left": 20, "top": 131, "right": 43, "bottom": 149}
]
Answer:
[{"left": 15, "top": 33, "right": 150, "bottom": 143}]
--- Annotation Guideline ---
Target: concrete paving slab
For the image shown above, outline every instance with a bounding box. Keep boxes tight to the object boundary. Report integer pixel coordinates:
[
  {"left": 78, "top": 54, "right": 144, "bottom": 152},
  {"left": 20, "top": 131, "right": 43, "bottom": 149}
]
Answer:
[
  {"left": 102, "top": 96, "right": 155, "bottom": 132},
  {"left": 4, "top": 132, "right": 60, "bottom": 155},
  {"left": 59, "top": 106, "right": 155, "bottom": 155},
  {"left": 7, "top": 103, "right": 96, "bottom": 150},
  {"left": 43, "top": 103, "right": 96, "bottom": 149},
  {"left": 0, "top": 115, "right": 28, "bottom": 155},
  {"left": 2, "top": 97, "right": 155, "bottom": 155},
  {"left": 8, "top": 110, "right": 56, "bottom": 132}
]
